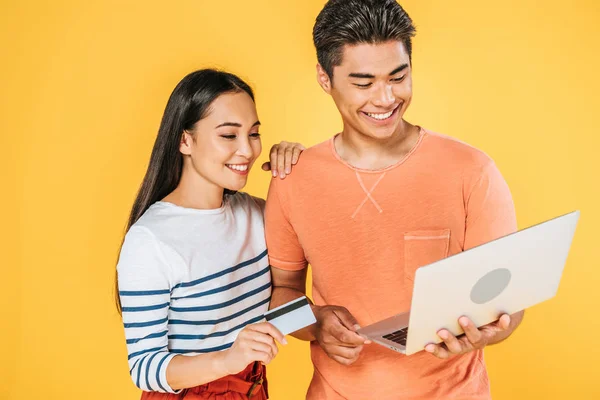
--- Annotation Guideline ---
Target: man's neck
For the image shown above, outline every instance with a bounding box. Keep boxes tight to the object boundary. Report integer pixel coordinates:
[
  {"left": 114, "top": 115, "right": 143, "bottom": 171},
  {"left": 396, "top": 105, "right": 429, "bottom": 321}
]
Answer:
[{"left": 335, "top": 120, "right": 420, "bottom": 170}]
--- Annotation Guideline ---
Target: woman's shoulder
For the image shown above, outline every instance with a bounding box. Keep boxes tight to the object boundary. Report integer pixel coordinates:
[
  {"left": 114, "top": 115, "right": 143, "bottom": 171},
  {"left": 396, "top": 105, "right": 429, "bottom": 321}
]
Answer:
[{"left": 228, "top": 192, "right": 266, "bottom": 217}]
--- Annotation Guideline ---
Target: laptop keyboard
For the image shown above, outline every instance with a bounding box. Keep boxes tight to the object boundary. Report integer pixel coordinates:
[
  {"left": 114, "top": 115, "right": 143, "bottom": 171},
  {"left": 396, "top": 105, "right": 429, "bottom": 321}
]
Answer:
[{"left": 382, "top": 327, "right": 408, "bottom": 346}]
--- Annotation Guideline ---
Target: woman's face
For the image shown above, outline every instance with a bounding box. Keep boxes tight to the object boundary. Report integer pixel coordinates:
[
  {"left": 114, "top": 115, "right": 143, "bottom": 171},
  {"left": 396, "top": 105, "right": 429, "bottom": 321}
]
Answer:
[{"left": 181, "top": 91, "right": 262, "bottom": 192}]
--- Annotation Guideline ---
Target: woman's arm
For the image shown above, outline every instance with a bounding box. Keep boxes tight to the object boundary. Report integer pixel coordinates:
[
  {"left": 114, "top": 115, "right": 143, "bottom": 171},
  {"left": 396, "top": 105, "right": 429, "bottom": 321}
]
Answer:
[{"left": 118, "top": 227, "right": 285, "bottom": 392}]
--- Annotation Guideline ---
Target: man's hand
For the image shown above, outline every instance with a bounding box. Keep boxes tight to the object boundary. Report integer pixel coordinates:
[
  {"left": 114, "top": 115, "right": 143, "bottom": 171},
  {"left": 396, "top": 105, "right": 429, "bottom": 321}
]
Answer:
[
  {"left": 313, "top": 305, "right": 370, "bottom": 365},
  {"left": 425, "top": 313, "right": 520, "bottom": 359}
]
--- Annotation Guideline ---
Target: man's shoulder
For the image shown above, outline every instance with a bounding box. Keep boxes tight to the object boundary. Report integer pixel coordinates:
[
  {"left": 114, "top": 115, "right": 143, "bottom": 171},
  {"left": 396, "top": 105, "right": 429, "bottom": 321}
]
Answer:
[
  {"left": 422, "top": 129, "right": 494, "bottom": 170},
  {"left": 300, "top": 137, "right": 334, "bottom": 162},
  {"left": 277, "top": 137, "right": 335, "bottom": 180}
]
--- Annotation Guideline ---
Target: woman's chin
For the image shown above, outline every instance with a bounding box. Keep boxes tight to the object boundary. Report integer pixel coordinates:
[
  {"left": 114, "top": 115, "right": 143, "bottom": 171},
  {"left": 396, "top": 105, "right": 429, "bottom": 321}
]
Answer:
[{"left": 223, "top": 180, "right": 248, "bottom": 192}]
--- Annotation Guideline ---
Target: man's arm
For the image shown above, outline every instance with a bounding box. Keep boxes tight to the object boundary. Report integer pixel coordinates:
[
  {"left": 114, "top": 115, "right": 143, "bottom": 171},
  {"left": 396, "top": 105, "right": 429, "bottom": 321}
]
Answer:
[
  {"left": 265, "top": 172, "right": 368, "bottom": 364},
  {"left": 269, "top": 267, "right": 317, "bottom": 341},
  {"left": 270, "top": 266, "right": 368, "bottom": 364}
]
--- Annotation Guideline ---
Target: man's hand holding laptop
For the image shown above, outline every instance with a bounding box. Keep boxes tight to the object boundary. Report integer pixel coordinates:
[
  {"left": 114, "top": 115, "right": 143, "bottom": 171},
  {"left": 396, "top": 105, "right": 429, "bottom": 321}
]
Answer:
[{"left": 425, "top": 312, "right": 524, "bottom": 359}]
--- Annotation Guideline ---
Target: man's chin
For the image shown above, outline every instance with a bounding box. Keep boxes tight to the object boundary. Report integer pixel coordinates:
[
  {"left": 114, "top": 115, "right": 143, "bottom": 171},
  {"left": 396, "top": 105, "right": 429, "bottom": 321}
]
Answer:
[{"left": 361, "top": 126, "right": 398, "bottom": 140}]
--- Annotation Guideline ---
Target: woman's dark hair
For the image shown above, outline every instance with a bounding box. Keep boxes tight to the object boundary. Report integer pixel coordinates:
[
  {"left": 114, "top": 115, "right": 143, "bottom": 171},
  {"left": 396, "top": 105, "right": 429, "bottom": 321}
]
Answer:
[
  {"left": 115, "top": 69, "right": 254, "bottom": 313},
  {"left": 313, "top": 0, "right": 416, "bottom": 79}
]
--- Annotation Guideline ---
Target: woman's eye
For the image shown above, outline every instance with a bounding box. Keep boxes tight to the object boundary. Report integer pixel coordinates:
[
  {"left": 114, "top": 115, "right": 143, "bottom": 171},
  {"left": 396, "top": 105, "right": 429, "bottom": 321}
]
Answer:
[
  {"left": 220, "top": 134, "right": 236, "bottom": 140},
  {"left": 250, "top": 132, "right": 261, "bottom": 138}
]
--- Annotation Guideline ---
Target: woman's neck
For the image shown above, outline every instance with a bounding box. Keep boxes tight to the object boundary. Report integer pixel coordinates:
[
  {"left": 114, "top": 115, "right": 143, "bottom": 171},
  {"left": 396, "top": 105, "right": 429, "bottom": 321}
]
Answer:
[{"left": 162, "top": 166, "right": 224, "bottom": 210}]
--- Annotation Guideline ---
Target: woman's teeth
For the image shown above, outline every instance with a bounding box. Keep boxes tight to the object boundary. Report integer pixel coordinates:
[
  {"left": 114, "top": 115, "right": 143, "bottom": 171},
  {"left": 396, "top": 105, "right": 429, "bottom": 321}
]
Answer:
[{"left": 226, "top": 164, "right": 248, "bottom": 171}]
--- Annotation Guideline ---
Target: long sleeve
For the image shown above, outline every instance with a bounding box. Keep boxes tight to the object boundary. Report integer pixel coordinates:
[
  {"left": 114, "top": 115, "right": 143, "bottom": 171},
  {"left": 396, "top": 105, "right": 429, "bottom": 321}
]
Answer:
[{"left": 117, "top": 226, "right": 180, "bottom": 394}]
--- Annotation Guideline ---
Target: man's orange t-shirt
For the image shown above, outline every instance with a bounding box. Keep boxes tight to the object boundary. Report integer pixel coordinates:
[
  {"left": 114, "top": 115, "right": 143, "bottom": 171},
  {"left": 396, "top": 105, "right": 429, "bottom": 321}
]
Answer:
[{"left": 265, "top": 128, "right": 517, "bottom": 400}]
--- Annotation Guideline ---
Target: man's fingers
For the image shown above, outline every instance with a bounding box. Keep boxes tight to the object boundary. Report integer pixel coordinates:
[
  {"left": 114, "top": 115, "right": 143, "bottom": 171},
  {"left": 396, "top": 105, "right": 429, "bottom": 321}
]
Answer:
[
  {"left": 438, "top": 330, "right": 463, "bottom": 354},
  {"left": 327, "top": 346, "right": 363, "bottom": 365},
  {"left": 459, "top": 317, "right": 483, "bottom": 345},
  {"left": 330, "top": 344, "right": 363, "bottom": 359},
  {"left": 332, "top": 308, "right": 359, "bottom": 331},
  {"left": 331, "top": 355, "right": 355, "bottom": 366},
  {"left": 425, "top": 343, "right": 450, "bottom": 359},
  {"left": 329, "top": 323, "right": 365, "bottom": 346},
  {"left": 498, "top": 314, "right": 511, "bottom": 330},
  {"left": 261, "top": 161, "right": 270, "bottom": 171}
]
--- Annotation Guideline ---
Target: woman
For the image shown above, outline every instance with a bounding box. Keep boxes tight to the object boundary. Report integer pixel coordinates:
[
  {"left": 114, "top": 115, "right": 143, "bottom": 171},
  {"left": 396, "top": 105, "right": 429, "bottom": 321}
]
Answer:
[{"left": 116, "top": 69, "right": 304, "bottom": 399}]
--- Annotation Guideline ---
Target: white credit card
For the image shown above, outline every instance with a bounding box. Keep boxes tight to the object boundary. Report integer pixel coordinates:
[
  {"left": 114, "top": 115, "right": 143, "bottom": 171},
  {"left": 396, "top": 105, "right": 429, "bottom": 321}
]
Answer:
[{"left": 263, "top": 296, "right": 316, "bottom": 336}]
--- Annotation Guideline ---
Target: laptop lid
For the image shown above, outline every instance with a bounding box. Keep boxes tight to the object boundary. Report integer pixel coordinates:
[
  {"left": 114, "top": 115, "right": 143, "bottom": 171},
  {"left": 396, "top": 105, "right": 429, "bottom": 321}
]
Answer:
[{"left": 404, "top": 211, "right": 580, "bottom": 355}]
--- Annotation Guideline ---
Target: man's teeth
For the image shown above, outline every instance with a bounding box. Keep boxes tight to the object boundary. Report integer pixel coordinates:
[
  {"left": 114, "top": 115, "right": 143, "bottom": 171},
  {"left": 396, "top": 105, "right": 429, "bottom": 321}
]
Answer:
[
  {"left": 227, "top": 164, "right": 248, "bottom": 171},
  {"left": 366, "top": 110, "right": 394, "bottom": 120}
]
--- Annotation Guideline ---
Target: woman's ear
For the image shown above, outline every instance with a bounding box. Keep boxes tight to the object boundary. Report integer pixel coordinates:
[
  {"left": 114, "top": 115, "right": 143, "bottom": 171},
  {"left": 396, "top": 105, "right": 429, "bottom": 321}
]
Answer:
[{"left": 179, "top": 131, "right": 193, "bottom": 155}]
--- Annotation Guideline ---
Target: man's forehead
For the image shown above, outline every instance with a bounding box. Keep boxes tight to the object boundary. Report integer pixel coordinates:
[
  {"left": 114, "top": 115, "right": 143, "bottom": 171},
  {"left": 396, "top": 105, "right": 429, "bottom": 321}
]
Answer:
[{"left": 338, "top": 41, "right": 410, "bottom": 74}]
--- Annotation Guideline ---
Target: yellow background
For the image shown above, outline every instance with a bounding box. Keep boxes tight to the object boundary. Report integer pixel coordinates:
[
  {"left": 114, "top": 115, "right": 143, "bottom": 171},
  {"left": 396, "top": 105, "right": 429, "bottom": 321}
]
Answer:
[{"left": 2, "top": 0, "right": 599, "bottom": 399}]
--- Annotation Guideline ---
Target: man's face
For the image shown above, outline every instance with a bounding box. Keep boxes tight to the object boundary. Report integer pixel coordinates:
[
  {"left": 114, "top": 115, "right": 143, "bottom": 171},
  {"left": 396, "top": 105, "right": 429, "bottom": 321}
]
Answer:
[{"left": 318, "top": 40, "right": 413, "bottom": 140}]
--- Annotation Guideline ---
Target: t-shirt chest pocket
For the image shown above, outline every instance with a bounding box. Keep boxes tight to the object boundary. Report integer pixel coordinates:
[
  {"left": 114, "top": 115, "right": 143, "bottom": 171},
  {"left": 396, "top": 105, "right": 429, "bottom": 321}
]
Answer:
[{"left": 403, "top": 229, "right": 451, "bottom": 284}]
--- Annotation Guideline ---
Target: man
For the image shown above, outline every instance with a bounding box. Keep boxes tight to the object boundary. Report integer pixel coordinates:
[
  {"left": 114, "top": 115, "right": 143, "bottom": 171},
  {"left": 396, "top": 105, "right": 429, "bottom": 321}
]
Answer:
[{"left": 265, "top": 1, "right": 524, "bottom": 398}]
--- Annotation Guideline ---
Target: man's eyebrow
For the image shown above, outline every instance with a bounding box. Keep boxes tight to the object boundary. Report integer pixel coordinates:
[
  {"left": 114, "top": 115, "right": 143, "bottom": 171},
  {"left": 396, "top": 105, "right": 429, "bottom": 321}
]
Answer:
[
  {"left": 389, "top": 64, "right": 409, "bottom": 76},
  {"left": 348, "top": 72, "right": 375, "bottom": 79},
  {"left": 348, "top": 64, "right": 409, "bottom": 79}
]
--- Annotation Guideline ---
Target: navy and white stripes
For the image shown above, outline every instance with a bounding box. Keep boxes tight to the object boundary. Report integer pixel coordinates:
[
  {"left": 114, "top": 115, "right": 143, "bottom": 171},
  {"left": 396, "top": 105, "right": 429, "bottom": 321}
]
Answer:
[{"left": 118, "top": 194, "right": 271, "bottom": 393}]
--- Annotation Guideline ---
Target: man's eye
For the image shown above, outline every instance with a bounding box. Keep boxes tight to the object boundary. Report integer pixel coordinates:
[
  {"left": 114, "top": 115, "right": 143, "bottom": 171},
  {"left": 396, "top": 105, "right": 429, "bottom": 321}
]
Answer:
[
  {"left": 392, "top": 75, "right": 406, "bottom": 82},
  {"left": 354, "top": 83, "right": 372, "bottom": 88}
]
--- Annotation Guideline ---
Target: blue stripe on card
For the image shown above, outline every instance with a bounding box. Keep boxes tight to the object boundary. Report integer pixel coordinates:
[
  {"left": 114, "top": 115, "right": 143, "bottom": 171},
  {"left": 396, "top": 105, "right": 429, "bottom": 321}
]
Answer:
[
  {"left": 169, "top": 296, "right": 270, "bottom": 326},
  {"left": 145, "top": 352, "right": 161, "bottom": 392},
  {"left": 155, "top": 353, "right": 171, "bottom": 393},
  {"left": 120, "top": 289, "right": 170, "bottom": 296},
  {"left": 170, "top": 342, "right": 233, "bottom": 354},
  {"left": 128, "top": 346, "right": 166, "bottom": 360},
  {"left": 172, "top": 249, "right": 268, "bottom": 291},
  {"left": 171, "top": 266, "right": 270, "bottom": 300},
  {"left": 170, "top": 282, "right": 270, "bottom": 312},
  {"left": 122, "top": 302, "right": 169, "bottom": 312},
  {"left": 168, "top": 314, "right": 264, "bottom": 340},
  {"left": 124, "top": 317, "right": 168, "bottom": 328},
  {"left": 126, "top": 330, "right": 168, "bottom": 344}
]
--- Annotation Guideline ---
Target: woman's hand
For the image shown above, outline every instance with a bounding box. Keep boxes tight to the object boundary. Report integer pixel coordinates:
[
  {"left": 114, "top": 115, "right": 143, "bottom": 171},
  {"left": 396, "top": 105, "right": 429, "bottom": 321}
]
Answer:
[
  {"left": 221, "top": 322, "right": 287, "bottom": 375},
  {"left": 261, "top": 141, "right": 305, "bottom": 179}
]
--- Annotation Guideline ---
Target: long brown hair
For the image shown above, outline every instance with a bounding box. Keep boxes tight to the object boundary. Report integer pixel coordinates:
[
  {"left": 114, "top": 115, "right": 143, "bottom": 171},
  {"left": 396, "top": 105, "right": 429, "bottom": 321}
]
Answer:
[{"left": 115, "top": 69, "right": 254, "bottom": 313}]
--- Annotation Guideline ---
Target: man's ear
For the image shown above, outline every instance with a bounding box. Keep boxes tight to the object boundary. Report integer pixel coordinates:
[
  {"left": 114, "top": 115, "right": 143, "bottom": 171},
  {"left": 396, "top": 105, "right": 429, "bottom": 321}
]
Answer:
[{"left": 316, "top": 63, "right": 333, "bottom": 94}]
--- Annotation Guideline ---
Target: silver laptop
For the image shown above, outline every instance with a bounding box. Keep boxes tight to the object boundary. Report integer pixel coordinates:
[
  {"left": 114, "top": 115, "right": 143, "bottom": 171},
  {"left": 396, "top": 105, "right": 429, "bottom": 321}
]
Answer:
[{"left": 357, "top": 211, "right": 580, "bottom": 355}]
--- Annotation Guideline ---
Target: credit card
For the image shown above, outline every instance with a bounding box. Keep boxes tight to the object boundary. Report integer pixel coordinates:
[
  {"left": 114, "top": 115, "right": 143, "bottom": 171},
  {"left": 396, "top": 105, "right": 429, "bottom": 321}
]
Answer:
[{"left": 264, "top": 296, "right": 317, "bottom": 336}]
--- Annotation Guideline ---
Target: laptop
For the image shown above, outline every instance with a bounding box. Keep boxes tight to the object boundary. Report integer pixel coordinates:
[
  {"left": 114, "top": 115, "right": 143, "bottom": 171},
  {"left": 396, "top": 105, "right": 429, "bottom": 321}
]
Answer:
[{"left": 357, "top": 211, "right": 580, "bottom": 355}]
